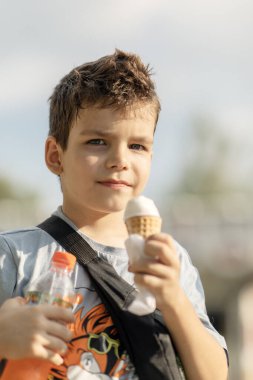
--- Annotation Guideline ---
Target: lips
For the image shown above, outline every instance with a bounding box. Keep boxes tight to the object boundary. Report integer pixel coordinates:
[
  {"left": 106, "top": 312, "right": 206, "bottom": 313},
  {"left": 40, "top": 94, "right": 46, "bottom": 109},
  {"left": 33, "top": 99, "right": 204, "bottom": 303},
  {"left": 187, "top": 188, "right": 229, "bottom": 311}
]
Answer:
[{"left": 98, "top": 179, "right": 131, "bottom": 188}]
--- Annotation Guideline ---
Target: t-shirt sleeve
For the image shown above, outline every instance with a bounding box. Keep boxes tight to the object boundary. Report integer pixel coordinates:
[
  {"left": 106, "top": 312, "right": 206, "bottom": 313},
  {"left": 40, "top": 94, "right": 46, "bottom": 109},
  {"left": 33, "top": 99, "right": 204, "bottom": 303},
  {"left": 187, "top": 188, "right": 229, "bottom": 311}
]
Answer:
[
  {"left": 0, "top": 235, "right": 18, "bottom": 305},
  {"left": 175, "top": 241, "right": 227, "bottom": 350}
]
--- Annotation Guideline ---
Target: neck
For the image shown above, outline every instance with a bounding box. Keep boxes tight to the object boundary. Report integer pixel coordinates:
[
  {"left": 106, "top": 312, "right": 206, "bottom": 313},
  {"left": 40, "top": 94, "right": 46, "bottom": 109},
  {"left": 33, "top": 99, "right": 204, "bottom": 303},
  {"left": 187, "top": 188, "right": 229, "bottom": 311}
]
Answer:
[{"left": 61, "top": 204, "right": 128, "bottom": 248}]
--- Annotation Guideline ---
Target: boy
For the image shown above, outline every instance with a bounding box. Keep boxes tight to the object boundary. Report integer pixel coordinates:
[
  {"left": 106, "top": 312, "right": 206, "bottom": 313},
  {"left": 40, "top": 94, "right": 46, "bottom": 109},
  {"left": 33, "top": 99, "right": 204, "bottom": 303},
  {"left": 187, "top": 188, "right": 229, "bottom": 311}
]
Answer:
[{"left": 0, "top": 49, "right": 228, "bottom": 379}]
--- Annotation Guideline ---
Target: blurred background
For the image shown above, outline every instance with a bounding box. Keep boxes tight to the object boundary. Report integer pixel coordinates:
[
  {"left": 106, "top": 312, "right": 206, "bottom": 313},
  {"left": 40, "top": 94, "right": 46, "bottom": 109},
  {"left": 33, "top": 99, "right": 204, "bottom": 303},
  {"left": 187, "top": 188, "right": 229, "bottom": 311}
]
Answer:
[{"left": 0, "top": 0, "right": 253, "bottom": 378}]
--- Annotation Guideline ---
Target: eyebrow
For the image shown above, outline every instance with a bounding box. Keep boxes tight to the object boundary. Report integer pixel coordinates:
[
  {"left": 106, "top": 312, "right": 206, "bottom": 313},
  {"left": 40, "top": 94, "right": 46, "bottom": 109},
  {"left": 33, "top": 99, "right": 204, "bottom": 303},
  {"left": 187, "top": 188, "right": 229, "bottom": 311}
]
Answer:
[
  {"left": 79, "top": 129, "right": 153, "bottom": 143},
  {"left": 79, "top": 129, "right": 114, "bottom": 137}
]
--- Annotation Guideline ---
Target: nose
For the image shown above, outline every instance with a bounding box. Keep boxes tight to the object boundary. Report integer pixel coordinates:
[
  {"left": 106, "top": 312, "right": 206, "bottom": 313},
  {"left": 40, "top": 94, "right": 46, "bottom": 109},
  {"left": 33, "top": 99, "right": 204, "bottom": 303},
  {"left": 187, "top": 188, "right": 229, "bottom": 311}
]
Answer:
[{"left": 105, "top": 145, "right": 129, "bottom": 170}]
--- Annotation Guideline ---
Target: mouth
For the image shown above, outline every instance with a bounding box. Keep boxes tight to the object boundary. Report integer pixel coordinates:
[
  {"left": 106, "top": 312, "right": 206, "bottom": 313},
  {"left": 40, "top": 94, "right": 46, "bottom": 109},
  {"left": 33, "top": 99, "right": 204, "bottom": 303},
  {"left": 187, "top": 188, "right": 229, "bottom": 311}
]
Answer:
[{"left": 97, "top": 179, "right": 131, "bottom": 189}]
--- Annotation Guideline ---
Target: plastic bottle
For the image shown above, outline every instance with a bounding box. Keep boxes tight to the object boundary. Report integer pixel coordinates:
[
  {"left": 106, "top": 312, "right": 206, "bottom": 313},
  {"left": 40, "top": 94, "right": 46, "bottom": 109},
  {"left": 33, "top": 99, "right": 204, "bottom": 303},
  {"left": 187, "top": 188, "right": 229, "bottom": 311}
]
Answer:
[
  {"left": 0, "top": 251, "right": 76, "bottom": 380},
  {"left": 26, "top": 251, "right": 76, "bottom": 309}
]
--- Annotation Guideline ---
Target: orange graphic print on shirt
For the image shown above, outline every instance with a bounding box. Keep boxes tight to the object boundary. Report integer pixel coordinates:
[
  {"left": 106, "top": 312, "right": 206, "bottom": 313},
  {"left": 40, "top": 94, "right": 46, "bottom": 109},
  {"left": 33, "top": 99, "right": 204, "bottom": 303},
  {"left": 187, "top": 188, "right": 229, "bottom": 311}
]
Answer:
[{"left": 48, "top": 304, "right": 135, "bottom": 380}]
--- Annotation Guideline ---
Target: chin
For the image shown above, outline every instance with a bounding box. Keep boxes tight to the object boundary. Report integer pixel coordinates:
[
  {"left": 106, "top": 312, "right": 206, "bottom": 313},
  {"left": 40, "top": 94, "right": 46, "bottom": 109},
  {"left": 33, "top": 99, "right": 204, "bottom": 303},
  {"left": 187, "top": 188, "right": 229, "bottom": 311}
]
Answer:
[{"left": 98, "top": 198, "right": 129, "bottom": 214}]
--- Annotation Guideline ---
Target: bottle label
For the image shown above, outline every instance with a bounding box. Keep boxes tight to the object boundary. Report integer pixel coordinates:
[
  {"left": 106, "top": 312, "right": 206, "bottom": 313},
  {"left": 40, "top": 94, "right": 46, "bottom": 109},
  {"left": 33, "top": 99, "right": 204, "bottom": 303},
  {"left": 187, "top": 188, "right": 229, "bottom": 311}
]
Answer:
[
  {"left": 52, "top": 296, "right": 73, "bottom": 309},
  {"left": 26, "top": 291, "right": 73, "bottom": 309},
  {"left": 25, "top": 291, "right": 42, "bottom": 304}
]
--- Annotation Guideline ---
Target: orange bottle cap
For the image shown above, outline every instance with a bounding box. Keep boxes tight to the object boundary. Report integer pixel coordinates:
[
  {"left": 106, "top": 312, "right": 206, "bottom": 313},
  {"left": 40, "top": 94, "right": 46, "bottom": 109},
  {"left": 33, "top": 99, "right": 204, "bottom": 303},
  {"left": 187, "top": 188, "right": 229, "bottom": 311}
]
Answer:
[{"left": 52, "top": 251, "right": 76, "bottom": 270}]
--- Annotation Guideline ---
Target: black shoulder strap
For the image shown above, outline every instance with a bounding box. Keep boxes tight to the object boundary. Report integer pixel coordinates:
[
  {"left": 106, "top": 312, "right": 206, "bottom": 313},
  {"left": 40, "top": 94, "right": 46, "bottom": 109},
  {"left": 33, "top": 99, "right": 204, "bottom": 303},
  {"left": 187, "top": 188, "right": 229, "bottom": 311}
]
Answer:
[
  {"left": 38, "top": 215, "right": 182, "bottom": 380},
  {"left": 38, "top": 215, "right": 135, "bottom": 308}
]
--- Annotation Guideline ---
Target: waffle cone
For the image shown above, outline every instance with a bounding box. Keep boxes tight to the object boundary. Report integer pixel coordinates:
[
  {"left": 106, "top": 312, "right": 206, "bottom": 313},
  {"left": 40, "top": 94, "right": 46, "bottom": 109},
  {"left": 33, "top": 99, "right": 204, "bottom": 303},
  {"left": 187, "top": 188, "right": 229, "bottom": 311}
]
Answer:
[{"left": 125, "top": 215, "right": 161, "bottom": 238}]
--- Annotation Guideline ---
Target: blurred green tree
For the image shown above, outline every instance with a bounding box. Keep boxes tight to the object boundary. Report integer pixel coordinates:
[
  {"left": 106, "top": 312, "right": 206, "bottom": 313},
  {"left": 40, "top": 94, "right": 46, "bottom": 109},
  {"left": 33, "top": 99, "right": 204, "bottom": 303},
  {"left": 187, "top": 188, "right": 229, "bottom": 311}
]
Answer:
[{"left": 0, "top": 176, "right": 37, "bottom": 201}]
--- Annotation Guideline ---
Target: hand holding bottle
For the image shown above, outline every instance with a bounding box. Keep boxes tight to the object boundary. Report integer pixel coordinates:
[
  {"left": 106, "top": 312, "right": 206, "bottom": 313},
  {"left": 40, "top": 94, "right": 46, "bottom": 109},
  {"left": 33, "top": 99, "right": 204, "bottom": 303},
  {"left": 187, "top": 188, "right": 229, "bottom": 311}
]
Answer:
[
  {"left": 0, "top": 296, "right": 74, "bottom": 365},
  {"left": 0, "top": 251, "right": 77, "bottom": 380}
]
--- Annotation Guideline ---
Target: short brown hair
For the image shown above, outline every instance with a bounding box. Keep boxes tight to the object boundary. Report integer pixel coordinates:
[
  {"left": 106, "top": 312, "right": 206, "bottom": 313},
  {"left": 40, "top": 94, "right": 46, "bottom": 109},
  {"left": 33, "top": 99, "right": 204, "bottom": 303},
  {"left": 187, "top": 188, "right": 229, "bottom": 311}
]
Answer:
[{"left": 49, "top": 49, "right": 161, "bottom": 149}]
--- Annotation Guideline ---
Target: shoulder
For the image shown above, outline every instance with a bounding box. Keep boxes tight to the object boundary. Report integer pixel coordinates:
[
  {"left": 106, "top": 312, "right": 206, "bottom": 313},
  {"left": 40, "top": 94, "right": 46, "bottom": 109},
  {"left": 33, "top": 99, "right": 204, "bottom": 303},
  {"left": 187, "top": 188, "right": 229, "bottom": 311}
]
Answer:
[
  {"left": 173, "top": 239, "right": 193, "bottom": 265},
  {"left": 0, "top": 227, "right": 37, "bottom": 255},
  {"left": 173, "top": 240, "right": 199, "bottom": 283},
  {"left": 1, "top": 226, "right": 45, "bottom": 238},
  {"left": 173, "top": 239, "right": 204, "bottom": 297},
  {"left": 1, "top": 226, "right": 46, "bottom": 246},
  {"left": 0, "top": 227, "right": 58, "bottom": 260},
  {"left": 0, "top": 226, "right": 64, "bottom": 301}
]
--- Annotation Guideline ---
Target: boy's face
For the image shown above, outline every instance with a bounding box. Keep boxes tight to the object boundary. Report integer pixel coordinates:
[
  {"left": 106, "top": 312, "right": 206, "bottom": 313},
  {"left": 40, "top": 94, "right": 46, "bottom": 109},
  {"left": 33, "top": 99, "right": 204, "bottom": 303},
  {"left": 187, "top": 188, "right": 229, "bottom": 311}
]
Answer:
[{"left": 46, "top": 104, "right": 156, "bottom": 216}]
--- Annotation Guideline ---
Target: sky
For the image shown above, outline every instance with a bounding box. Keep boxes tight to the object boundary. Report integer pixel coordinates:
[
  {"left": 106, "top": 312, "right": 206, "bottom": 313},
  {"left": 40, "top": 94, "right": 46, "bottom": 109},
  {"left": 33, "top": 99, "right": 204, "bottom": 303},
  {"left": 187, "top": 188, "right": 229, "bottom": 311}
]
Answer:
[{"left": 0, "top": 0, "right": 253, "bottom": 213}]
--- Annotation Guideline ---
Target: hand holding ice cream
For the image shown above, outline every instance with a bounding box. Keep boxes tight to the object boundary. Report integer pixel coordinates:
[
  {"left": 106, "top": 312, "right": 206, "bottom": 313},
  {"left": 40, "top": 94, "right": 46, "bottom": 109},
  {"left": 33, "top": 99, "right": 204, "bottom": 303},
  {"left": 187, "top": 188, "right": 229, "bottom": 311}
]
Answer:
[
  {"left": 124, "top": 196, "right": 162, "bottom": 315},
  {"left": 124, "top": 195, "right": 181, "bottom": 316}
]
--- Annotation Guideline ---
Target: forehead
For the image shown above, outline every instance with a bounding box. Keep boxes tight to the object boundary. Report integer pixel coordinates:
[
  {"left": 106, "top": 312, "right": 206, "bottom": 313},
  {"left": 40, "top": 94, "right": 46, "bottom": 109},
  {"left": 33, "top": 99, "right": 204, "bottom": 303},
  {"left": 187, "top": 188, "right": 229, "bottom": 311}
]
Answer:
[{"left": 72, "top": 103, "right": 157, "bottom": 134}]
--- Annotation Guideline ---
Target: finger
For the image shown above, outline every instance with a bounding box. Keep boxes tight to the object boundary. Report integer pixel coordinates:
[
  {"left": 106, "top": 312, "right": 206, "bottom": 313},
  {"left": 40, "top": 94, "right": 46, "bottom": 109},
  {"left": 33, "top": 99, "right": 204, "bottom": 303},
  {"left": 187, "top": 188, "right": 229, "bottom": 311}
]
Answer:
[
  {"left": 44, "top": 335, "right": 68, "bottom": 355},
  {"left": 134, "top": 268, "right": 177, "bottom": 291},
  {"left": 13, "top": 296, "right": 26, "bottom": 305},
  {"left": 25, "top": 332, "right": 67, "bottom": 361},
  {"left": 47, "top": 351, "right": 64, "bottom": 366},
  {"left": 146, "top": 233, "right": 176, "bottom": 254},
  {"left": 147, "top": 233, "right": 175, "bottom": 246},
  {"left": 145, "top": 239, "right": 179, "bottom": 268},
  {"left": 46, "top": 320, "right": 73, "bottom": 341},
  {"left": 134, "top": 273, "right": 164, "bottom": 294},
  {"left": 130, "top": 260, "right": 175, "bottom": 279},
  {"left": 36, "top": 304, "right": 75, "bottom": 323},
  {"left": 37, "top": 333, "right": 68, "bottom": 356},
  {"left": 32, "top": 345, "right": 64, "bottom": 366}
]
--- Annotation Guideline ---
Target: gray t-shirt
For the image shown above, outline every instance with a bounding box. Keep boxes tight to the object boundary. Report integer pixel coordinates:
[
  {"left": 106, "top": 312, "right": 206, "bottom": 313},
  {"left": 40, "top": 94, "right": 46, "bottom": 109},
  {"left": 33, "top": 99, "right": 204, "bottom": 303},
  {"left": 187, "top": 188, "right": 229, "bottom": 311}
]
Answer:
[{"left": 0, "top": 207, "right": 226, "bottom": 379}]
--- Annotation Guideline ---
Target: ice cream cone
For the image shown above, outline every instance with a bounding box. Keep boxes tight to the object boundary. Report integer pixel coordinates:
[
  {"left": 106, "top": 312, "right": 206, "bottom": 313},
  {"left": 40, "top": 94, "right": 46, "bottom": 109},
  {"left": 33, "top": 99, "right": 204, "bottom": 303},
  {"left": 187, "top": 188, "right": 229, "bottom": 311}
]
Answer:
[
  {"left": 125, "top": 215, "right": 161, "bottom": 238},
  {"left": 124, "top": 196, "right": 162, "bottom": 238}
]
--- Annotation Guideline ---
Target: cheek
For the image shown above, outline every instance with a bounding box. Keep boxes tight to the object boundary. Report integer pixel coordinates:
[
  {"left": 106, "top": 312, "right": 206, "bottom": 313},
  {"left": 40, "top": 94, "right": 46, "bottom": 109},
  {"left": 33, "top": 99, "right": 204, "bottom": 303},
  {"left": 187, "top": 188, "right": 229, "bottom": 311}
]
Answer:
[
  {"left": 135, "top": 157, "right": 151, "bottom": 189},
  {"left": 72, "top": 155, "right": 100, "bottom": 174},
  {"left": 86, "top": 155, "right": 101, "bottom": 166}
]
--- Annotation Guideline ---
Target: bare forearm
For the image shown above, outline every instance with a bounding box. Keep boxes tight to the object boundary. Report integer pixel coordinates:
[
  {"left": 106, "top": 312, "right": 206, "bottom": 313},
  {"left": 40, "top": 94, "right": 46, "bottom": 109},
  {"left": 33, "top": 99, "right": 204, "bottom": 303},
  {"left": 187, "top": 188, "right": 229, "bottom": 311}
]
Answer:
[{"left": 161, "top": 291, "right": 228, "bottom": 380}]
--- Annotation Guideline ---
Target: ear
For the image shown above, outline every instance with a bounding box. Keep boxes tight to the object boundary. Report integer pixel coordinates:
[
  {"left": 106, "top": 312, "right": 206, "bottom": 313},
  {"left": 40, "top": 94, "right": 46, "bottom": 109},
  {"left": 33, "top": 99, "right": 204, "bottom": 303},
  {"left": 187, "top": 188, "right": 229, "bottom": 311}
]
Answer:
[{"left": 45, "top": 136, "right": 63, "bottom": 175}]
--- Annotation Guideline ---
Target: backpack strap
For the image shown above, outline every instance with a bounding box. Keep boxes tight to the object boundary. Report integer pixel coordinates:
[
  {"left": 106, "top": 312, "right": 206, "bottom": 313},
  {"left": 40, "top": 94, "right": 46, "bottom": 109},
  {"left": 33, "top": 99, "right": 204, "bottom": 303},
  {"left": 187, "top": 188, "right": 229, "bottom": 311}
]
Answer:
[
  {"left": 38, "top": 215, "right": 135, "bottom": 308},
  {"left": 38, "top": 215, "right": 183, "bottom": 380}
]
